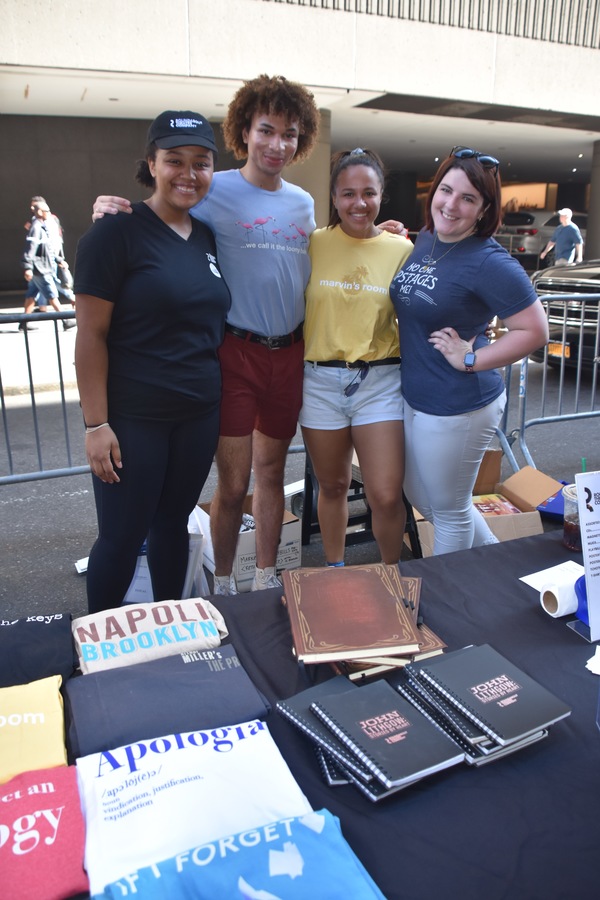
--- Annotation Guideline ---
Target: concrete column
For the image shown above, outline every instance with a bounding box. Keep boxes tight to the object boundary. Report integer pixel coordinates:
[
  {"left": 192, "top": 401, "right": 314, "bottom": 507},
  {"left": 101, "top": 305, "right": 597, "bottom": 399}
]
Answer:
[{"left": 585, "top": 141, "right": 600, "bottom": 260}]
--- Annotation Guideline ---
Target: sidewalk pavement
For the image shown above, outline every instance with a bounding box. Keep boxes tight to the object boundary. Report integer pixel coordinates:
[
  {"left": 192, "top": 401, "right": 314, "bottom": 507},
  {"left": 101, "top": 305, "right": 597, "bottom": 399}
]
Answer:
[{"left": 0, "top": 304, "right": 78, "bottom": 395}]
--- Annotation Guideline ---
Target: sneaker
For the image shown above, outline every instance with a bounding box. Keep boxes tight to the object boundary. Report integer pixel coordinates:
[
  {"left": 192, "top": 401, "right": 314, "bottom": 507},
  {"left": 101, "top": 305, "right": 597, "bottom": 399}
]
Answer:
[
  {"left": 18, "top": 322, "right": 37, "bottom": 332},
  {"left": 251, "top": 567, "right": 282, "bottom": 592},
  {"left": 212, "top": 574, "right": 238, "bottom": 596},
  {"left": 62, "top": 319, "right": 76, "bottom": 330}
]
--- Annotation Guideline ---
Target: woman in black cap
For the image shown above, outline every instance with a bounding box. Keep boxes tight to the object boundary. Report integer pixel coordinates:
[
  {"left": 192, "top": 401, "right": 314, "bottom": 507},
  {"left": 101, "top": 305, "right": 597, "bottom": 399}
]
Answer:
[{"left": 74, "top": 111, "right": 231, "bottom": 612}]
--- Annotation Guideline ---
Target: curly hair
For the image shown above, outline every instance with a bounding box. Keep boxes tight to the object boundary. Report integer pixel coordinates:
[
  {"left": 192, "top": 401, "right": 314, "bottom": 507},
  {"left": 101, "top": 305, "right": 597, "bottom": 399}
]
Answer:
[
  {"left": 328, "top": 148, "right": 386, "bottom": 228},
  {"left": 223, "top": 74, "right": 320, "bottom": 163},
  {"left": 425, "top": 155, "right": 502, "bottom": 238}
]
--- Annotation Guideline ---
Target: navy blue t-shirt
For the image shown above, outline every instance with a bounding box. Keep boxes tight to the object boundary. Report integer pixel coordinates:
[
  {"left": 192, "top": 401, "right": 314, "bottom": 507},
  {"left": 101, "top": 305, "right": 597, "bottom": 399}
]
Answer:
[
  {"left": 390, "top": 231, "right": 537, "bottom": 415},
  {"left": 74, "top": 202, "right": 231, "bottom": 419}
]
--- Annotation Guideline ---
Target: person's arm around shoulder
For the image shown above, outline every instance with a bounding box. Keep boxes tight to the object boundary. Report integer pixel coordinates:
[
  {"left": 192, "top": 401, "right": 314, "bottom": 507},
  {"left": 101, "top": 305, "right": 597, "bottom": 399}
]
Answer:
[
  {"left": 92, "top": 196, "right": 132, "bottom": 222},
  {"left": 75, "top": 295, "right": 122, "bottom": 483},
  {"left": 377, "top": 219, "right": 409, "bottom": 237}
]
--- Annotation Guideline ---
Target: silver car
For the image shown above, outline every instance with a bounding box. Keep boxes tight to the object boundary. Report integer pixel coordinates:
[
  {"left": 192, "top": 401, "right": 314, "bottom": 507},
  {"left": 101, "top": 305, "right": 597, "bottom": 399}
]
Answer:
[
  {"left": 495, "top": 209, "right": 587, "bottom": 262},
  {"left": 529, "top": 259, "right": 600, "bottom": 369}
]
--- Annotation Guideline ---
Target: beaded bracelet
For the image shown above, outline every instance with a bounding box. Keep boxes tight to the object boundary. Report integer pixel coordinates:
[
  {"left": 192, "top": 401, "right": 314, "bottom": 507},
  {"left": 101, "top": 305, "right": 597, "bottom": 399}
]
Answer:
[{"left": 85, "top": 422, "right": 109, "bottom": 434}]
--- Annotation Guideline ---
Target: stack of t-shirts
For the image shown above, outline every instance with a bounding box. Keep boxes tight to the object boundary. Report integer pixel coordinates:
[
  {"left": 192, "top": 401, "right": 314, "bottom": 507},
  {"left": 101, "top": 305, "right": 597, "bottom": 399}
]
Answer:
[
  {"left": 64, "top": 643, "right": 271, "bottom": 758},
  {"left": 71, "top": 597, "right": 228, "bottom": 674},
  {"left": 76, "top": 720, "right": 314, "bottom": 896},
  {"left": 99, "top": 808, "right": 386, "bottom": 899}
]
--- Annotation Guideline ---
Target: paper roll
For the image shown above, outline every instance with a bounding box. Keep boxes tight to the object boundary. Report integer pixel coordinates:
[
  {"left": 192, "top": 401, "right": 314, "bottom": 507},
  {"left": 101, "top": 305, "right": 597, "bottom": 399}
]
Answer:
[{"left": 540, "top": 581, "right": 578, "bottom": 618}]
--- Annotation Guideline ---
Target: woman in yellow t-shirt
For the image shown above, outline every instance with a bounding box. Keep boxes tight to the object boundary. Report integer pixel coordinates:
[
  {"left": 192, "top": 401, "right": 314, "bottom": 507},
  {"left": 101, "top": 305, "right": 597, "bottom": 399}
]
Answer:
[{"left": 299, "top": 148, "right": 413, "bottom": 566}]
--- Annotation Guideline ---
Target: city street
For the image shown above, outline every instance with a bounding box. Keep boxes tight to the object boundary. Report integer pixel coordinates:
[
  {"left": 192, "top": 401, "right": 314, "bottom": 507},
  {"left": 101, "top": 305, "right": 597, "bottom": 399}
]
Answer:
[{"left": 1, "top": 295, "right": 597, "bottom": 621}]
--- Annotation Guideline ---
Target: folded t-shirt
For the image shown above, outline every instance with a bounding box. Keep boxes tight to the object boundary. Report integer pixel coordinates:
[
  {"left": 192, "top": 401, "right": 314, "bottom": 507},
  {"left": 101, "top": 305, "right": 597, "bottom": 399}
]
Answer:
[
  {"left": 72, "top": 597, "right": 228, "bottom": 673},
  {"left": 0, "top": 675, "right": 67, "bottom": 784},
  {"left": 64, "top": 643, "right": 271, "bottom": 759},
  {"left": 76, "top": 720, "right": 312, "bottom": 896},
  {"left": 1, "top": 765, "right": 89, "bottom": 900},
  {"left": 101, "top": 808, "right": 385, "bottom": 899},
  {"left": 0, "top": 612, "right": 77, "bottom": 688}
]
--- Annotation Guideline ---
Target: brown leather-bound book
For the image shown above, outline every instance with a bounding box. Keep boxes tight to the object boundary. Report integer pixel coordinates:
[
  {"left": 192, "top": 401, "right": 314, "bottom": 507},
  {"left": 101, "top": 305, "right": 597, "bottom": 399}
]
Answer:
[{"left": 281, "top": 564, "right": 422, "bottom": 664}]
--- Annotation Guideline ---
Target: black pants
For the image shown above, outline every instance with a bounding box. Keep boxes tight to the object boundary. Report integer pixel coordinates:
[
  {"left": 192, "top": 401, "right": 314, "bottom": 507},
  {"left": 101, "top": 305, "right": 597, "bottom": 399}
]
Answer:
[{"left": 87, "top": 408, "right": 219, "bottom": 613}]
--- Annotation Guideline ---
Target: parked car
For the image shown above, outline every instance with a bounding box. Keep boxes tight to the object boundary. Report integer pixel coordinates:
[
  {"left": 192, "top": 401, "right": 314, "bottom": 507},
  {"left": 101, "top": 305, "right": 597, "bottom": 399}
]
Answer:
[
  {"left": 529, "top": 260, "right": 600, "bottom": 369},
  {"left": 495, "top": 209, "right": 587, "bottom": 262}
]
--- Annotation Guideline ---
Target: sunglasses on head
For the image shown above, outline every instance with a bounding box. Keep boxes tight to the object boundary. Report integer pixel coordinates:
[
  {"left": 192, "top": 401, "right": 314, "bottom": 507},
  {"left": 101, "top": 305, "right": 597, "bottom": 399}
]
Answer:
[{"left": 450, "top": 146, "right": 500, "bottom": 175}]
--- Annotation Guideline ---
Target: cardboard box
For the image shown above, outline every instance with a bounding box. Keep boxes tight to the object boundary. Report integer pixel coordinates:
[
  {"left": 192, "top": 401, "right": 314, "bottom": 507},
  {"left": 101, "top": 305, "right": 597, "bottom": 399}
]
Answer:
[
  {"left": 413, "top": 451, "right": 563, "bottom": 557},
  {"left": 196, "top": 495, "right": 301, "bottom": 592}
]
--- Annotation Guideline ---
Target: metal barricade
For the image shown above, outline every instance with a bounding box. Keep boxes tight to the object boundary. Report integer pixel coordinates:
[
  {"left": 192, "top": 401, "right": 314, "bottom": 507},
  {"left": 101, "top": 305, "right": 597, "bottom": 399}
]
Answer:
[
  {"left": 0, "top": 310, "right": 87, "bottom": 485},
  {"left": 496, "top": 293, "right": 600, "bottom": 471}
]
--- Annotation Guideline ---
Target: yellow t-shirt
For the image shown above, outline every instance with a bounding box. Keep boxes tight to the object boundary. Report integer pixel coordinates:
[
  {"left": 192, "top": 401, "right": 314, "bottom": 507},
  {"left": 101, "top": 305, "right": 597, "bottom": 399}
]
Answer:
[
  {"left": 304, "top": 226, "right": 413, "bottom": 362},
  {"left": 0, "top": 675, "right": 67, "bottom": 783}
]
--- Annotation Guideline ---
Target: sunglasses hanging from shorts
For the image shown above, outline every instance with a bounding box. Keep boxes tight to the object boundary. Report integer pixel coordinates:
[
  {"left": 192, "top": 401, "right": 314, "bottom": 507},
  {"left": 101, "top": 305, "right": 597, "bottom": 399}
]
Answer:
[
  {"left": 450, "top": 146, "right": 500, "bottom": 176},
  {"left": 344, "top": 366, "right": 369, "bottom": 397}
]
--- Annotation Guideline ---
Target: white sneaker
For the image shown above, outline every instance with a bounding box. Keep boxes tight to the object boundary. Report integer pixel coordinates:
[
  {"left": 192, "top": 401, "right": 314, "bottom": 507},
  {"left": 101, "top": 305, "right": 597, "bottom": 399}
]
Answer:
[
  {"left": 212, "top": 574, "right": 238, "bottom": 596},
  {"left": 251, "top": 567, "right": 282, "bottom": 592}
]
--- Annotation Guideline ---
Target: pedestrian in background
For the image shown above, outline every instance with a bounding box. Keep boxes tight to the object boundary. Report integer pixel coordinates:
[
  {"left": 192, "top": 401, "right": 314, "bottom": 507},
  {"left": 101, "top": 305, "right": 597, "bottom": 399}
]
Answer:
[
  {"left": 21, "top": 198, "right": 76, "bottom": 331},
  {"left": 540, "top": 207, "right": 583, "bottom": 266}
]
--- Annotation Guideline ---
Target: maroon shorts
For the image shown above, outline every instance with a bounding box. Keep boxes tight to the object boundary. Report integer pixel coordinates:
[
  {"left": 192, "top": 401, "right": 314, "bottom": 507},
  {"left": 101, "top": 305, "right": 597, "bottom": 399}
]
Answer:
[{"left": 218, "top": 331, "right": 304, "bottom": 439}]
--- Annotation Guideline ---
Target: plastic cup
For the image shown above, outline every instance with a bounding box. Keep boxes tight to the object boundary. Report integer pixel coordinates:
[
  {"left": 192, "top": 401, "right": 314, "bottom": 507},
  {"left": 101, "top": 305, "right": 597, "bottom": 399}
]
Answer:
[{"left": 562, "top": 484, "right": 582, "bottom": 552}]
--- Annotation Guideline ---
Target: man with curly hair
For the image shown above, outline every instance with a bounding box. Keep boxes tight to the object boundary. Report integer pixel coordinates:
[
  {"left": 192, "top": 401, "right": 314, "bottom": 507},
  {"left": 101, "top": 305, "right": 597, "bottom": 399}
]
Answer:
[{"left": 93, "top": 74, "right": 320, "bottom": 594}]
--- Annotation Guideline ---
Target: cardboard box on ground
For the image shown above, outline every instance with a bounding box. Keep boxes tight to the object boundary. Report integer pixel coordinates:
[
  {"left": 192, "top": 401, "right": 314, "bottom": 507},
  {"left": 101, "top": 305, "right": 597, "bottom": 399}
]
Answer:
[
  {"left": 411, "top": 449, "right": 564, "bottom": 557},
  {"left": 196, "top": 495, "right": 302, "bottom": 592}
]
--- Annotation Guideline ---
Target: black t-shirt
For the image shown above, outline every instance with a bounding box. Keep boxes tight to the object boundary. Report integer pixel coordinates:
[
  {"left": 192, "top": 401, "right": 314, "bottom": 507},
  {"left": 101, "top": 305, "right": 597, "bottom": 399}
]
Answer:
[{"left": 74, "top": 202, "right": 231, "bottom": 418}]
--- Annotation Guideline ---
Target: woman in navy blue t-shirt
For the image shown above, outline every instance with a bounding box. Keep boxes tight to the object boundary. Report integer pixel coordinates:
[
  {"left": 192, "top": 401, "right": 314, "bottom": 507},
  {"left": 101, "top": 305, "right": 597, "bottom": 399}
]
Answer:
[
  {"left": 390, "top": 148, "right": 548, "bottom": 556},
  {"left": 75, "top": 111, "right": 230, "bottom": 611}
]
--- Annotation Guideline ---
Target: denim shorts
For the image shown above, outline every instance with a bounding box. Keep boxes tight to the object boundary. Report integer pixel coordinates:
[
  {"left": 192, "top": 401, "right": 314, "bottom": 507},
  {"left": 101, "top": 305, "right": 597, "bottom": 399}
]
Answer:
[{"left": 299, "top": 361, "right": 403, "bottom": 430}]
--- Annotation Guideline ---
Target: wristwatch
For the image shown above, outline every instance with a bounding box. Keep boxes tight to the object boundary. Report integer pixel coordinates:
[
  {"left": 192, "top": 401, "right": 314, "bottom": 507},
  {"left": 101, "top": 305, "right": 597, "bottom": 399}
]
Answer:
[{"left": 463, "top": 350, "right": 477, "bottom": 373}]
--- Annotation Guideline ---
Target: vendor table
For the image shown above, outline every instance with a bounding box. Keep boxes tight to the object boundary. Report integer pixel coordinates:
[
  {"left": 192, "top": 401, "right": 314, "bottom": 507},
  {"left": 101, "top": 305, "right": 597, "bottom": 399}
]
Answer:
[{"left": 212, "top": 531, "right": 600, "bottom": 900}]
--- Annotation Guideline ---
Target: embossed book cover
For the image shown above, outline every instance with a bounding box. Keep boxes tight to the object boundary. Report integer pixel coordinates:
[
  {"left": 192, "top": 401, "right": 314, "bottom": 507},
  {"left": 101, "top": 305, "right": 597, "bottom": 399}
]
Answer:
[{"left": 281, "top": 564, "right": 422, "bottom": 664}]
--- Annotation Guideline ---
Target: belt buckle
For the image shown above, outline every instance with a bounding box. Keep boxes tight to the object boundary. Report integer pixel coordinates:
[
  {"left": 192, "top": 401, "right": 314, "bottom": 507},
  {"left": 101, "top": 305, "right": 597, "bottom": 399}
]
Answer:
[
  {"left": 266, "top": 335, "right": 283, "bottom": 350},
  {"left": 346, "top": 360, "right": 366, "bottom": 369}
]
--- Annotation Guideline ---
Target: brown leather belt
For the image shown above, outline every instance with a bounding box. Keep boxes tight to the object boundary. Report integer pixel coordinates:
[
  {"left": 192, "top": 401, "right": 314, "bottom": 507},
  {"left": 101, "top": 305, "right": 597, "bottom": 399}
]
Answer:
[{"left": 225, "top": 322, "right": 303, "bottom": 350}]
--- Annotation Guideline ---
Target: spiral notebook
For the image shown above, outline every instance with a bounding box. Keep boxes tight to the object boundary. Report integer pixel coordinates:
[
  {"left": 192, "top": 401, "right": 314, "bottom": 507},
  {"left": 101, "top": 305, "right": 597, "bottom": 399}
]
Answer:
[
  {"left": 391, "top": 674, "right": 549, "bottom": 767},
  {"left": 412, "top": 644, "right": 571, "bottom": 746},
  {"left": 309, "top": 678, "right": 464, "bottom": 790},
  {"left": 276, "top": 676, "right": 374, "bottom": 782}
]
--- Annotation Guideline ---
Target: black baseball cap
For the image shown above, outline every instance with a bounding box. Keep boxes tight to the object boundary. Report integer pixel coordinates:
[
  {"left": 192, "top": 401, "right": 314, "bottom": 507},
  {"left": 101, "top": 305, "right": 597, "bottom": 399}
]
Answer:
[{"left": 147, "top": 110, "right": 218, "bottom": 154}]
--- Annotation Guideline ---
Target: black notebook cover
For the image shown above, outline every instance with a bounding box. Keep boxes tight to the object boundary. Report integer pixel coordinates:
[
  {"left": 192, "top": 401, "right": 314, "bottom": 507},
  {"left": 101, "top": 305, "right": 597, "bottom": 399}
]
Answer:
[
  {"left": 276, "top": 676, "right": 374, "bottom": 782},
  {"left": 391, "top": 674, "right": 548, "bottom": 766},
  {"left": 310, "top": 678, "right": 464, "bottom": 789},
  {"left": 414, "top": 644, "right": 571, "bottom": 746}
]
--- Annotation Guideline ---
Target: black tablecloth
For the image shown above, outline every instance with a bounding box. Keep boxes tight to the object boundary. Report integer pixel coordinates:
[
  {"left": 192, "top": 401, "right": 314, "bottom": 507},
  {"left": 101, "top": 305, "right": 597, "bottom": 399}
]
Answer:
[{"left": 212, "top": 532, "right": 600, "bottom": 900}]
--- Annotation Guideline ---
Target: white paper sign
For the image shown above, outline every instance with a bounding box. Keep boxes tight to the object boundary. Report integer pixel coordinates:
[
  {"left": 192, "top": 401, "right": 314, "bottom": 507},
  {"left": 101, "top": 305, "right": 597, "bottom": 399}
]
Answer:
[{"left": 575, "top": 471, "right": 600, "bottom": 642}]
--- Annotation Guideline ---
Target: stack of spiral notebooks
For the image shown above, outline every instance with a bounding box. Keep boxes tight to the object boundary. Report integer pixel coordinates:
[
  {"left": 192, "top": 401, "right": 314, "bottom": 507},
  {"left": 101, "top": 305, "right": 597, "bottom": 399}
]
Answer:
[{"left": 276, "top": 644, "right": 571, "bottom": 801}]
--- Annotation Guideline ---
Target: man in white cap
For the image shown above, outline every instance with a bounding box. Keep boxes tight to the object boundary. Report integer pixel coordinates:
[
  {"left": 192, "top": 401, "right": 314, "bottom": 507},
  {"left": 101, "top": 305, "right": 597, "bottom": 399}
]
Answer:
[{"left": 539, "top": 208, "right": 583, "bottom": 266}]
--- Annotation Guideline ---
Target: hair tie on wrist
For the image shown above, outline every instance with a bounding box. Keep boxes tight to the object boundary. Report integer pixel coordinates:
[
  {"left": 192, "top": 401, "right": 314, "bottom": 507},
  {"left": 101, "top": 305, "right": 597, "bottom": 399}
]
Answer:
[{"left": 85, "top": 422, "right": 109, "bottom": 434}]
